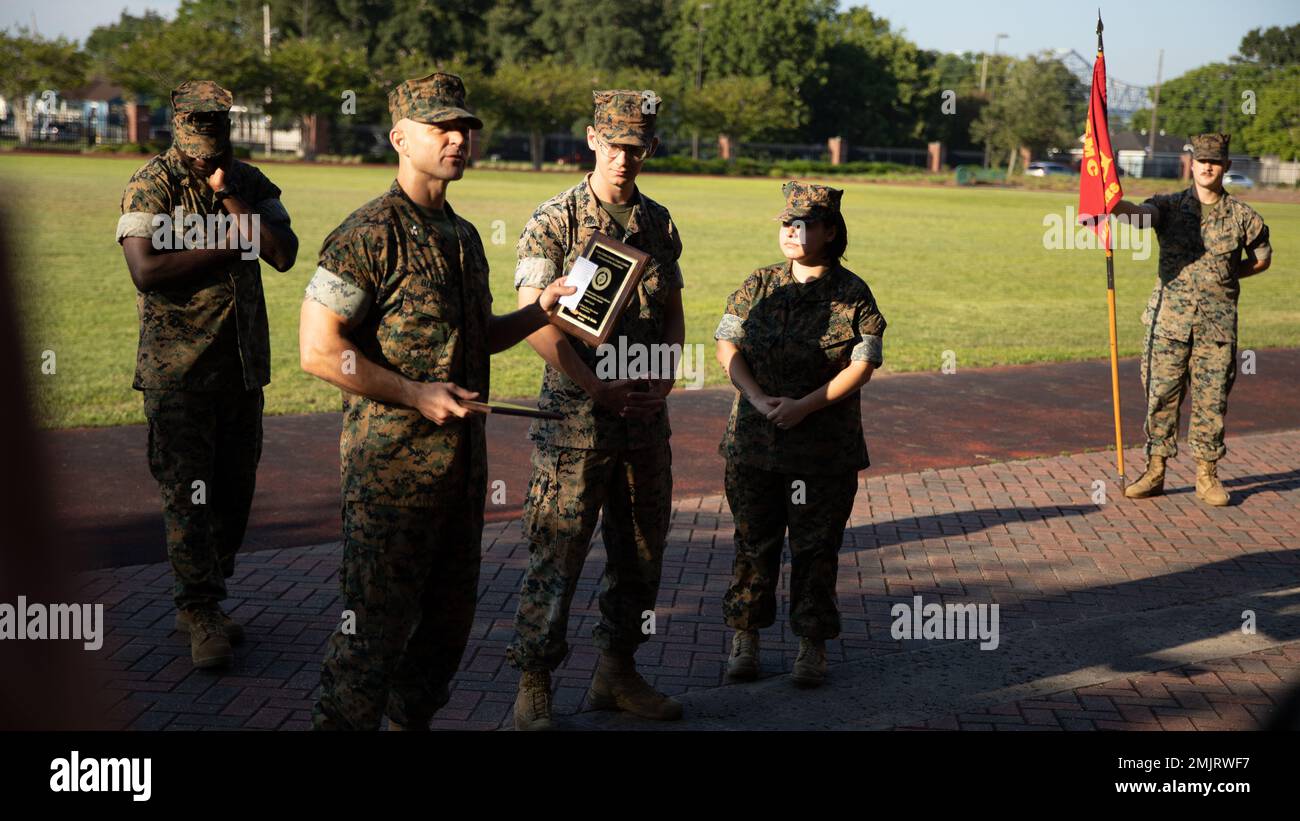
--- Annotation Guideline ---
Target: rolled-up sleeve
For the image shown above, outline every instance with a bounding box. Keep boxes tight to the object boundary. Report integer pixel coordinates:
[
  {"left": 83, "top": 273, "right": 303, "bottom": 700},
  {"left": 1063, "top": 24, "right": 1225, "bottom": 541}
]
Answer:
[
  {"left": 715, "top": 272, "right": 761, "bottom": 342},
  {"left": 117, "top": 171, "right": 169, "bottom": 244},
  {"left": 514, "top": 208, "right": 566, "bottom": 290},
  {"left": 307, "top": 225, "right": 381, "bottom": 322},
  {"left": 1244, "top": 210, "right": 1271, "bottom": 263},
  {"left": 305, "top": 265, "right": 371, "bottom": 321},
  {"left": 851, "top": 296, "right": 887, "bottom": 367}
]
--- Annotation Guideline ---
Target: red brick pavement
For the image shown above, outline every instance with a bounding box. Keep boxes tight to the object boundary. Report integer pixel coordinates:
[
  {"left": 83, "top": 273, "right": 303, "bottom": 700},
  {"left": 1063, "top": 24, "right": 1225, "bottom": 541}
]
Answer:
[
  {"left": 77, "top": 429, "right": 1300, "bottom": 731},
  {"left": 900, "top": 644, "right": 1300, "bottom": 731}
]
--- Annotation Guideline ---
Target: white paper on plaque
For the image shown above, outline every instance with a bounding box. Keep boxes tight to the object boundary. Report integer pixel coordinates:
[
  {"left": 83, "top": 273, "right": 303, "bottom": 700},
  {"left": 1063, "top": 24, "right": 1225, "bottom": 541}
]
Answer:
[{"left": 559, "top": 255, "right": 597, "bottom": 311}]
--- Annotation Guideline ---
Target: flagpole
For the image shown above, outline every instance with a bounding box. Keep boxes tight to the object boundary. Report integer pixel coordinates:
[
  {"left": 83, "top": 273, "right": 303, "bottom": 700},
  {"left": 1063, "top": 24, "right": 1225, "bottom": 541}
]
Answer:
[
  {"left": 1097, "top": 12, "right": 1126, "bottom": 486},
  {"left": 1106, "top": 246, "right": 1125, "bottom": 485}
]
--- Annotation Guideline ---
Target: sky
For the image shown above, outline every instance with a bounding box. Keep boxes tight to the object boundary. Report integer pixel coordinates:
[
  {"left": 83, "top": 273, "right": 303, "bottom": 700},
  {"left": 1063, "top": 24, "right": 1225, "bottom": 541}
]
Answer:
[
  {"left": 4, "top": 0, "right": 1298, "bottom": 86},
  {"left": 848, "top": 0, "right": 1299, "bottom": 84}
]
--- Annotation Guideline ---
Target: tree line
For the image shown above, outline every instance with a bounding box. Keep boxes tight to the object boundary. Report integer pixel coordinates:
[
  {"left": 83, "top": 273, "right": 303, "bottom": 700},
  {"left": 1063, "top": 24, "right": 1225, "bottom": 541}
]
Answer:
[{"left": 2, "top": 2, "right": 1296, "bottom": 165}]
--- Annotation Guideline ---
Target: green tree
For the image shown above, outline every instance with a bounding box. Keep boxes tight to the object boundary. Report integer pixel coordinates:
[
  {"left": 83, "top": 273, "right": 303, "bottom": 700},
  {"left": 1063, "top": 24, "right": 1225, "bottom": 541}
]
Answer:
[
  {"left": 98, "top": 16, "right": 266, "bottom": 103},
  {"left": 1239, "top": 65, "right": 1300, "bottom": 160},
  {"left": 916, "top": 51, "right": 988, "bottom": 152},
  {"left": 685, "top": 75, "right": 798, "bottom": 152},
  {"left": 265, "top": 36, "right": 372, "bottom": 159},
  {"left": 972, "top": 53, "right": 1086, "bottom": 173},
  {"left": 1234, "top": 24, "right": 1300, "bottom": 68},
  {"left": 84, "top": 10, "right": 168, "bottom": 78},
  {"left": 488, "top": 0, "right": 670, "bottom": 73},
  {"left": 1130, "top": 62, "right": 1270, "bottom": 153},
  {"left": 668, "top": 0, "right": 834, "bottom": 133},
  {"left": 0, "top": 28, "right": 90, "bottom": 144},
  {"left": 478, "top": 59, "right": 599, "bottom": 169},
  {"left": 802, "top": 6, "right": 927, "bottom": 147}
]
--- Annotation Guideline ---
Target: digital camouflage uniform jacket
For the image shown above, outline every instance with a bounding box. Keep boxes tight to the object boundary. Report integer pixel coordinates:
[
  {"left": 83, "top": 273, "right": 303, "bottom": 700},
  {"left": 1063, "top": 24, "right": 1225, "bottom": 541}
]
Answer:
[
  {"left": 307, "top": 181, "right": 492, "bottom": 507},
  {"left": 715, "top": 261, "right": 886, "bottom": 475},
  {"left": 514, "top": 174, "right": 684, "bottom": 450},
  {"left": 1141, "top": 187, "right": 1271, "bottom": 344},
  {"left": 116, "top": 147, "right": 290, "bottom": 390}
]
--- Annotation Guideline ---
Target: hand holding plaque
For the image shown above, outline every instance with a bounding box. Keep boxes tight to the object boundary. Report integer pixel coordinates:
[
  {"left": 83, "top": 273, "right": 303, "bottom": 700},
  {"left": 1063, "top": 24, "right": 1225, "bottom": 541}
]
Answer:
[{"left": 548, "top": 231, "right": 650, "bottom": 347}]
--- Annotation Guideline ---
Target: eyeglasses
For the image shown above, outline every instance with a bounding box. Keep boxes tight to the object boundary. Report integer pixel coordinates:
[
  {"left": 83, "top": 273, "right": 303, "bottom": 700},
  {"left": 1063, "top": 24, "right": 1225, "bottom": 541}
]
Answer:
[{"left": 594, "top": 135, "right": 653, "bottom": 162}]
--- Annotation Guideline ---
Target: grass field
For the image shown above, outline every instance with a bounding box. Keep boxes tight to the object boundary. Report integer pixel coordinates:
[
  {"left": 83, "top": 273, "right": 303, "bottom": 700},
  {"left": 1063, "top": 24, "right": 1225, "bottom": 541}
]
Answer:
[{"left": 2, "top": 153, "right": 1297, "bottom": 429}]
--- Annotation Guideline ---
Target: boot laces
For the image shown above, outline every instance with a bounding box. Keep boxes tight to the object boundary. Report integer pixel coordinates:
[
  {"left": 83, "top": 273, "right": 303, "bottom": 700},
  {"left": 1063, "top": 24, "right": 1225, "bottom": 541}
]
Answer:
[
  {"left": 525, "top": 672, "right": 550, "bottom": 716},
  {"left": 192, "top": 608, "right": 225, "bottom": 640},
  {"left": 797, "top": 640, "right": 823, "bottom": 664},
  {"left": 732, "top": 631, "right": 756, "bottom": 658}
]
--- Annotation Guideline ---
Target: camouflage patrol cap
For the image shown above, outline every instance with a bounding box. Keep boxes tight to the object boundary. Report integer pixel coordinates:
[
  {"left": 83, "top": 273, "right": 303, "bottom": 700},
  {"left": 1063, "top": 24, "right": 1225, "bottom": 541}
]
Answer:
[
  {"left": 593, "top": 89, "right": 659, "bottom": 149},
  {"left": 170, "top": 80, "right": 233, "bottom": 159},
  {"left": 776, "top": 180, "right": 844, "bottom": 222},
  {"left": 1190, "top": 133, "right": 1230, "bottom": 162},
  {"left": 388, "top": 72, "right": 483, "bottom": 129}
]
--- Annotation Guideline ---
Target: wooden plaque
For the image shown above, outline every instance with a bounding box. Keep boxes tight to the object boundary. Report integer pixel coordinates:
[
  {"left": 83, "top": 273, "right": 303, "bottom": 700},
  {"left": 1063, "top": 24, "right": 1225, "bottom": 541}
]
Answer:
[{"left": 548, "top": 231, "right": 650, "bottom": 347}]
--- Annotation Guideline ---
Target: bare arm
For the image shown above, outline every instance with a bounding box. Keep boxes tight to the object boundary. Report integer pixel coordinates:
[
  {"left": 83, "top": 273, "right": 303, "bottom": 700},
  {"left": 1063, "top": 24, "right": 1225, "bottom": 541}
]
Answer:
[
  {"left": 517, "top": 284, "right": 634, "bottom": 413},
  {"left": 121, "top": 236, "right": 242, "bottom": 292},
  {"left": 219, "top": 191, "right": 298, "bottom": 273},
  {"left": 800, "top": 362, "right": 875, "bottom": 411},
  {"left": 767, "top": 361, "right": 875, "bottom": 430},
  {"left": 716, "top": 339, "right": 777, "bottom": 415},
  {"left": 298, "top": 298, "right": 480, "bottom": 424},
  {"left": 1238, "top": 255, "right": 1271, "bottom": 279},
  {"left": 1109, "top": 199, "right": 1158, "bottom": 225},
  {"left": 618, "top": 286, "right": 686, "bottom": 418},
  {"left": 487, "top": 278, "right": 575, "bottom": 354}
]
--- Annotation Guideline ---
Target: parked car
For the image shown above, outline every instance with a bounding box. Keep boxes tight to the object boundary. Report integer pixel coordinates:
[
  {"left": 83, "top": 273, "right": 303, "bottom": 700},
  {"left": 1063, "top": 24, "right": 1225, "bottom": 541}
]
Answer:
[
  {"left": 1223, "top": 171, "right": 1254, "bottom": 189},
  {"left": 1025, "top": 161, "right": 1074, "bottom": 177}
]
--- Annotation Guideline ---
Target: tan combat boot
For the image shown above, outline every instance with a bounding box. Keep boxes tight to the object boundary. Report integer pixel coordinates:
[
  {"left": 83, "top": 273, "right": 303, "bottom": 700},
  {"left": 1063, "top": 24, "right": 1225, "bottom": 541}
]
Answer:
[
  {"left": 727, "top": 629, "right": 760, "bottom": 681},
  {"left": 1195, "top": 459, "right": 1230, "bottom": 507},
  {"left": 588, "top": 652, "right": 683, "bottom": 721},
  {"left": 513, "top": 670, "right": 555, "bottom": 731},
  {"left": 186, "top": 607, "right": 234, "bottom": 669},
  {"left": 791, "top": 638, "right": 827, "bottom": 688},
  {"left": 175, "top": 607, "right": 245, "bottom": 644},
  {"left": 387, "top": 719, "right": 427, "bottom": 731},
  {"left": 1123, "top": 455, "right": 1166, "bottom": 499}
]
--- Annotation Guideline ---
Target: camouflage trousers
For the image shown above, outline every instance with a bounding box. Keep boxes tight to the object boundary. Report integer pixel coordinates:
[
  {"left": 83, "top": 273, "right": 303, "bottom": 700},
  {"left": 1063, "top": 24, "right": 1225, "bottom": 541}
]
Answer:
[
  {"left": 1141, "top": 328, "right": 1237, "bottom": 462},
  {"left": 313, "top": 496, "right": 484, "bottom": 731},
  {"left": 507, "top": 441, "right": 673, "bottom": 671},
  {"left": 143, "top": 388, "right": 263, "bottom": 612},
  {"left": 722, "top": 460, "right": 858, "bottom": 640}
]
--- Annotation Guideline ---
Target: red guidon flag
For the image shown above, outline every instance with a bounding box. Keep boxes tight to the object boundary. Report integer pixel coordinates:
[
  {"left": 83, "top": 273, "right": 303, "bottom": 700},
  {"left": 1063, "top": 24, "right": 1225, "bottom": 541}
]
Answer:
[{"left": 1078, "top": 41, "right": 1123, "bottom": 250}]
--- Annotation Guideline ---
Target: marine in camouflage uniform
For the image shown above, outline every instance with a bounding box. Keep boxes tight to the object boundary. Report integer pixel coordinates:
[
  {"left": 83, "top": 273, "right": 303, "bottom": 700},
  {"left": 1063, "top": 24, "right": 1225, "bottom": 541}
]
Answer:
[
  {"left": 115, "top": 80, "right": 296, "bottom": 668},
  {"left": 715, "top": 181, "right": 885, "bottom": 686},
  {"left": 305, "top": 73, "right": 564, "bottom": 731},
  {"left": 1122, "top": 134, "right": 1272, "bottom": 506},
  {"left": 508, "top": 90, "right": 685, "bottom": 728}
]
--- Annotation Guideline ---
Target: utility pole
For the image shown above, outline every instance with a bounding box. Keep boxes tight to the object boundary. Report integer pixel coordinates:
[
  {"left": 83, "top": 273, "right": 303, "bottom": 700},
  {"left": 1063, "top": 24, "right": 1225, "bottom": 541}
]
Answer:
[
  {"left": 1146, "top": 49, "right": 1163, "bottom": 176},
  {"left": 981, "top": 33, "right": 1008, "bottom": 167},
  {"left": 979, "top": 32, "right": 1008, "bottom": 92},
  {"left": 263, "top": 3, "right": 273, "bottom": 156}
]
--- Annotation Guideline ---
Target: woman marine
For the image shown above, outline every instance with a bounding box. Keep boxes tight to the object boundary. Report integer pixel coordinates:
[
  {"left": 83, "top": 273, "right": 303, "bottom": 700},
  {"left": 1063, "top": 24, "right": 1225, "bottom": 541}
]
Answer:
[{"left": 713, "top": 181, "right": 886, "bottom": 687}]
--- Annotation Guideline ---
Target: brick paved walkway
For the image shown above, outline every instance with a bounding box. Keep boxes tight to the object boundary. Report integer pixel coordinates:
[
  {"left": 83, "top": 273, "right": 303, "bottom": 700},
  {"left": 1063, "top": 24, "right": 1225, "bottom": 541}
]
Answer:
[
  {"left": 899, "top": 644, "right": 1300, "bottom": 731},
  {"left": 78, "top": 429, "right": 1300, "bottom": 731}
]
